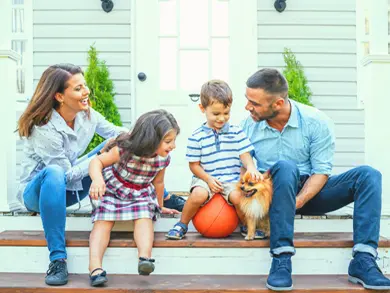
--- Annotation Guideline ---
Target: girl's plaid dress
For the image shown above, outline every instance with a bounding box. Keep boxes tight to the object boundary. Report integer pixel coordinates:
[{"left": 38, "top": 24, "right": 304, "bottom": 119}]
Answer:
[{"left": 91, "top": 150, "right": 170, "bottom": 222}]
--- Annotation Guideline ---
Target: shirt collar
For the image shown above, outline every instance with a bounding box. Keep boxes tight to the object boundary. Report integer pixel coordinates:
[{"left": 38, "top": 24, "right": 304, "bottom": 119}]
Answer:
[
  {"left": 286, "top": 99, "right": 299, "bottom": 128},
  {"left": 50, "top": 109, "right": 77, "bottom": 137},
  {"left": 201, "top": 122, "right": 230, "bottom": 134}
]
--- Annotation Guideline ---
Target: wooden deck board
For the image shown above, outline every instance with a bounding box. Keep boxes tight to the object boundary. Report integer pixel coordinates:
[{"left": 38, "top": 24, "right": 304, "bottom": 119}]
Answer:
[
  {"left": 0, "top": 231, "right": 389, "bottom": 248},
  {"left": 0, "top": 273, "right": 384, "bottom": 292}
]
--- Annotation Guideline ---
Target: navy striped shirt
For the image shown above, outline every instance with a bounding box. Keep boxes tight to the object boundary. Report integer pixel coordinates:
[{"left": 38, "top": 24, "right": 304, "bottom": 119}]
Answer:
[{"left": 186, "top": 123, "right": 254, "bottom": 182}]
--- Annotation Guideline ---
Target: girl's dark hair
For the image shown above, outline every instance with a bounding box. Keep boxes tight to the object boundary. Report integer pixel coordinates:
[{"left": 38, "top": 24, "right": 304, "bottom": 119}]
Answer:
[
  {"left": 18, "top": 63, "right": 86, "bottom": 137},
  {"left": 109, "top": 109, "right": 180, "bottom": 171}
]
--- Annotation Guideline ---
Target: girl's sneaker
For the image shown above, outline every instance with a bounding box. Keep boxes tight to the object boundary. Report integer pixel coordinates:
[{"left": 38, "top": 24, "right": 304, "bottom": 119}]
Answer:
[{"left": 138, "top": 257, "right": 155, "bottom": 275}]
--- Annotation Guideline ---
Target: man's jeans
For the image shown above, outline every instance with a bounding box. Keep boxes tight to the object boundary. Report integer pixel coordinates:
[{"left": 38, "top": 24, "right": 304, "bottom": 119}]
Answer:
[
  {"left": 269, "top": 160, "right": 382, "bottom": 258},
  {"left": 22, "top": 142, "right": 105, "bottom": 262}
]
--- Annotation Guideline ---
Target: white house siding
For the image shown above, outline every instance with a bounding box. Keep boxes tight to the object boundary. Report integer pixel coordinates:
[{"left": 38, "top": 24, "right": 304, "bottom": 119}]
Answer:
[
  {"left": 257, "top": 0, "right": 362, "bottom": 175},
  {"left": 15, "top": 0, "right": 361, "bottom": 183},
  {"left": 16, "top": 0, "right": 132, "bottom": 178}
]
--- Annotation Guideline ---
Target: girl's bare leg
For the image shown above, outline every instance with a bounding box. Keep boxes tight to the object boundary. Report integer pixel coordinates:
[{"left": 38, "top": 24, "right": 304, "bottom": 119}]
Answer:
[{"left": 89, "top": 220, "right": 115, "bottom": 275}]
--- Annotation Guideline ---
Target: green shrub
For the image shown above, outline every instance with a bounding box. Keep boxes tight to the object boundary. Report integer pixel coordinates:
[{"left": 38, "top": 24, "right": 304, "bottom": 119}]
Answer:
[
  {"left": 84, "top": 45, "right": 122, "bottom": 154},
  {"left": 282, "top": 48, "right": 313, "bottom": 106}
]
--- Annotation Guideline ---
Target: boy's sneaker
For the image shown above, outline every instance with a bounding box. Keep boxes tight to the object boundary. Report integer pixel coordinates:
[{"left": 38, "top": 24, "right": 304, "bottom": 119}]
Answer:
[
  {"left": 164, "top": 194, "right": 186, "bottom": 212},
  {"left": 266, "top": 253, "right": 293, "bottom": 291},
  {"left": 348, "top": 252, "right": 390, "bottom": 290},
  {"left": 45, "top": 259, "right": 68, "bottom": 286}
]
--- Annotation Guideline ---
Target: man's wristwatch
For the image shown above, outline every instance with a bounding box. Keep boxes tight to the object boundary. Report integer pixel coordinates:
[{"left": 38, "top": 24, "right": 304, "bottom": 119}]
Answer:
[{"left": 97, "top": 150, "right": 102, "bottom": 155}]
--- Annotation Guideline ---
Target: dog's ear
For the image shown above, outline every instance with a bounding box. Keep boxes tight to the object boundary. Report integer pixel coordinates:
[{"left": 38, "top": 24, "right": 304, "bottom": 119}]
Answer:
[
  {"left": 243, "top": 172, "right": 252, "bottom": 182},
  {"left": 263, "top": 170, "right": 271, "bottom": 179}
]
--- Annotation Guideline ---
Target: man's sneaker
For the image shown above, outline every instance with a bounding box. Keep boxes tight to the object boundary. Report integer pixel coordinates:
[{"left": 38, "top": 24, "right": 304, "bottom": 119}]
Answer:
[
  {"left": 266, "top": 253, "right": 293, "bottom": 291},
  {"left": 45, "top": 259, "right": 68, "bottom": 286},
  {"left": 348, "top": 252, "right": 390, "bottom": 290}
]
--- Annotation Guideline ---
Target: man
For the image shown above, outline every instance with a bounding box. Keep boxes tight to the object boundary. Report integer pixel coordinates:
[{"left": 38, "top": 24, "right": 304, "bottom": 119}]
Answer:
[{"left": 241, "top": 68, "right": 389, "bottom": 291}]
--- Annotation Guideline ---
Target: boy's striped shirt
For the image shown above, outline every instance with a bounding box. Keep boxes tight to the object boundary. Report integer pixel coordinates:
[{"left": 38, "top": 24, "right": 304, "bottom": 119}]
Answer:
[{"left": 186, "top": 123, "right": 254, "bottom": 182}]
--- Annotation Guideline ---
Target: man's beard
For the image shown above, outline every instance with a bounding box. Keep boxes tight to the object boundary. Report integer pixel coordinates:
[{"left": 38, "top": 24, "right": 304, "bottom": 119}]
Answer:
[{"left": 250, "top": 110, "right": 279, "bottom": 122}]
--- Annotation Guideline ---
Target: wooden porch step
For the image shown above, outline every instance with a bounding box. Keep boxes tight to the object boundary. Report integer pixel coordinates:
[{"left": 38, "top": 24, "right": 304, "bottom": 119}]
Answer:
[
  {"left": 0, "top": 273, "right": 380, "bottom": 292},
  {"left": 0, "top": 231, "right": 389, "bottom": 248}
]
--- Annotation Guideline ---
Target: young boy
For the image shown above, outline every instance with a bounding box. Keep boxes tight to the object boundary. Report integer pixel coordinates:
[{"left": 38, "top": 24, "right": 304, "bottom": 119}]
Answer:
[{"left": 165, "top": 80, "right": 263, "bottom": 240}]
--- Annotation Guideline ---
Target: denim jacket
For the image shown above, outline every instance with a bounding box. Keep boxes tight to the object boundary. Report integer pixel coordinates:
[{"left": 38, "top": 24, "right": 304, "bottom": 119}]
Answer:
[{"left": 14, "top": 108, "right": 127, "bottom": 211}]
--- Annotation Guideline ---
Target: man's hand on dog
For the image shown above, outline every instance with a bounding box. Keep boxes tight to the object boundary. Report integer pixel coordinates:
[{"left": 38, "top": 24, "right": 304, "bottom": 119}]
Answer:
[
  {"left": 207, "top": 176, "right": 223, "bottom": 193},
  {"left": 245, "top": 167, "right": 264, "bottom": 182}
]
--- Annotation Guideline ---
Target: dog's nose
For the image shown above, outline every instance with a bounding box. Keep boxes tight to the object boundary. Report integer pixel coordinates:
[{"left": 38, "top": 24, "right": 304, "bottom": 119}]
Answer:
[{"left": 240, "top": 186, "right": 245, "bottom": 190}]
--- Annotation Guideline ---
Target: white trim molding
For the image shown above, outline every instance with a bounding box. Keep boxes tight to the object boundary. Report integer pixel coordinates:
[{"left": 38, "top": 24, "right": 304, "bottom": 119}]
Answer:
[
  {"left": 0, "top": 50, "right": 21, "bottom": 62},
  {"left": 362, "top": 55, "right": 390, "bottom": 66}
]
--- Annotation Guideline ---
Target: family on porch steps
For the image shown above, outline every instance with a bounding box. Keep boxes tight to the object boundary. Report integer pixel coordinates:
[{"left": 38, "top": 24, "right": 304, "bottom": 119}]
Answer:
[{"left": 15, "top": 64, "right": 390, "bottom": 291}]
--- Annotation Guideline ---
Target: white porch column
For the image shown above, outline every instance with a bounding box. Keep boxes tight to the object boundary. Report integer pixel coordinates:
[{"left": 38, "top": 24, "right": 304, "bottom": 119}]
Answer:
[
  {"left": 0, "top": 51, "right": 20, "bottom": 212},
  {"left": 360, "top": 0, "right": 390, "bottom": 215},
  {"left": 367, "top": 0, "right": 388, "bottom": 54},
  {"left": 0, "top": 1, "right": 21, "bottom": 211}
]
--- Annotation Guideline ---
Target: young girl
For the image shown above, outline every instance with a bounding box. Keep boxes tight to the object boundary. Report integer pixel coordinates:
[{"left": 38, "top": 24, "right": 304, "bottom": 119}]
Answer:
[{"left": 87, "top": 109, "right": 180, "bottom": 287}]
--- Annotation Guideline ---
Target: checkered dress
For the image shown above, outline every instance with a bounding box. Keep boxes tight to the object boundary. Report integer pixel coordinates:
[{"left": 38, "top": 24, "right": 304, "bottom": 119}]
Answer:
[{"left": 91, "top": 151, "right": 170, "bottom": 222}]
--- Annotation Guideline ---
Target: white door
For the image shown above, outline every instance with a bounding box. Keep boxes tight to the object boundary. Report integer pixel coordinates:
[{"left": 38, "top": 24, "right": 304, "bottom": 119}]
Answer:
[{"left": 134, "top": 0, "right": 257, "bottom": 191}]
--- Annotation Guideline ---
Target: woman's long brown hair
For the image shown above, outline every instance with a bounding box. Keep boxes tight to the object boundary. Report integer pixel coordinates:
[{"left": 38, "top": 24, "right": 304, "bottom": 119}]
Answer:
[{"left": 18, "top": 64, "right": 84, "bottom": 138}]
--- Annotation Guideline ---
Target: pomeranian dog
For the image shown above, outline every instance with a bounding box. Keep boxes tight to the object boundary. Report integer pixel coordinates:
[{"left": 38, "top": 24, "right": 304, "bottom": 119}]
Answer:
[{"left": 237, "top": 171, "right": 273, "bottom": 240}]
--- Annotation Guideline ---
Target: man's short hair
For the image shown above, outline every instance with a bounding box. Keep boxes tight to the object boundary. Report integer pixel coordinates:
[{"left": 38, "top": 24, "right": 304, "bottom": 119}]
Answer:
[
  {"left": 246, "top": 68, "right": 288, "bottom": 97},
  {"left": 200, "top": 79, "right": 233, "bottom": 108}
]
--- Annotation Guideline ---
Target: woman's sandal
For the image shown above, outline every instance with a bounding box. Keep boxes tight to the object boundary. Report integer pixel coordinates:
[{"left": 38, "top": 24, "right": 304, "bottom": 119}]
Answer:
[
  {"left": 165, "top": 222, "right": 188, "bottom": 240},
  {"left": 138, "top": 257, "right": 155, "bottom": 276},
  {"left": 89, "top": 268, "right": 108, "bottom": 287}
]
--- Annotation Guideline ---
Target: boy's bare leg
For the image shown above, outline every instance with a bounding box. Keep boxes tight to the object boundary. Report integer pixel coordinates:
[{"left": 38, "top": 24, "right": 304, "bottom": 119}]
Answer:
[
  {"left": 180, "top": 187, "right": 209, "bottom": 225},
  {"left": 89, "top": 220, "right": 115, "bottom": 275},
  {"left": 134, "top": 218, "right": 154, "bottom": 258},
  {"left": 229, "top": 190, "right": 246, "bottom": 225}
]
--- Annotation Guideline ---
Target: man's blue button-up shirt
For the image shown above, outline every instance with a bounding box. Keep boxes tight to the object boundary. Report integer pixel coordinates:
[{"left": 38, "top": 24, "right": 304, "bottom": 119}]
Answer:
[{"left": 241, "top": 100, "right": 335, "bottom": 176}]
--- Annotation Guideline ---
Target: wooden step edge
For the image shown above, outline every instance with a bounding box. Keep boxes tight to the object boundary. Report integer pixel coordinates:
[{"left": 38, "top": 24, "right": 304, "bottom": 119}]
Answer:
[
  {"left": 0, "top": 231, "right": 389, "bottom": 248},
  {"left": 0, "top": 273, "right": 380, "bottom": 292}
]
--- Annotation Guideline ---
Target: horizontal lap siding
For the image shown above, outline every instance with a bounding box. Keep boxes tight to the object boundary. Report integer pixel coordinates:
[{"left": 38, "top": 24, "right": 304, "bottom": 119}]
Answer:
[
  {"left": 257, "top": 0, "right": 361, "bottom": 174},
  {"left": 16, "top": 0, "right": 132, "bottom": 177}
]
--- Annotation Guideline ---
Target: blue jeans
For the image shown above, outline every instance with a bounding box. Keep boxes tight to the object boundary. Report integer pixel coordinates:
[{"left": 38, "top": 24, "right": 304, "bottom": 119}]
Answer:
[
  {"left": 23, "top": 142, "right": 105, "bottom": 262},
  {"left": 269, "top": 160, "right": 382, "bottom": 258}
]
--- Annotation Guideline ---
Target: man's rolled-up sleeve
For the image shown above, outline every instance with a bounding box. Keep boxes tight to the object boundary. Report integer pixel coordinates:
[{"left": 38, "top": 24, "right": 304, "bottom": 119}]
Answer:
[{"left": 310, "top": 119, "right": 335, "bottom": 176}]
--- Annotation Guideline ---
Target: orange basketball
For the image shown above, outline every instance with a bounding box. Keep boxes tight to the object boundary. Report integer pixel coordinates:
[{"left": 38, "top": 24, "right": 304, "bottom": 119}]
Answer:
[{"left": 192, "top": 193, "right": 239, "bottom": 238}]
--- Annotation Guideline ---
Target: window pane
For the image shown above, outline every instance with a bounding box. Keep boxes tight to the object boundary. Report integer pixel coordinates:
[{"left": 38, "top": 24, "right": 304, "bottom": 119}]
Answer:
[
  {"left": 211, "top": 0, "right": 229, "bottom": 36},
  {"left": 159, "top": 0, "right": 177, "bottom": 35},
  {"left": 180, "top": 50, "right": 209, "bottom": 91},
  {"left": 12, "top": 8, "right": 24, "bottom": 33},
  {"left": 211, "top": 38, "right": 229, "bottom": 82},
  {"left": 11, "top": 40, "right": 26, "bottom": 66},
  {"left": 160, "top": 38, "right": 178, "bottom": 90},
  {"left": 179, "top": 0, "right": 208, "bottom": 48}
]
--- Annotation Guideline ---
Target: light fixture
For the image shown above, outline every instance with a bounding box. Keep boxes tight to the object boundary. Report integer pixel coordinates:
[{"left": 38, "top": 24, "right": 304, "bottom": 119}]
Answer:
[
  {"left": 101, "top": 0, "right": 114, "bottom": 13},
  {"left": 274, "top": 0, "right": 286, "bottom": 12}
]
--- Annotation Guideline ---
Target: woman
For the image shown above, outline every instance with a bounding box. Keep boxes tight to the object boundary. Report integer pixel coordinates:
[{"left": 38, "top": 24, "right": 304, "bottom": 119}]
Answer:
[{"left": 17, "top": 64, "right": 130, "bottom": 286}]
